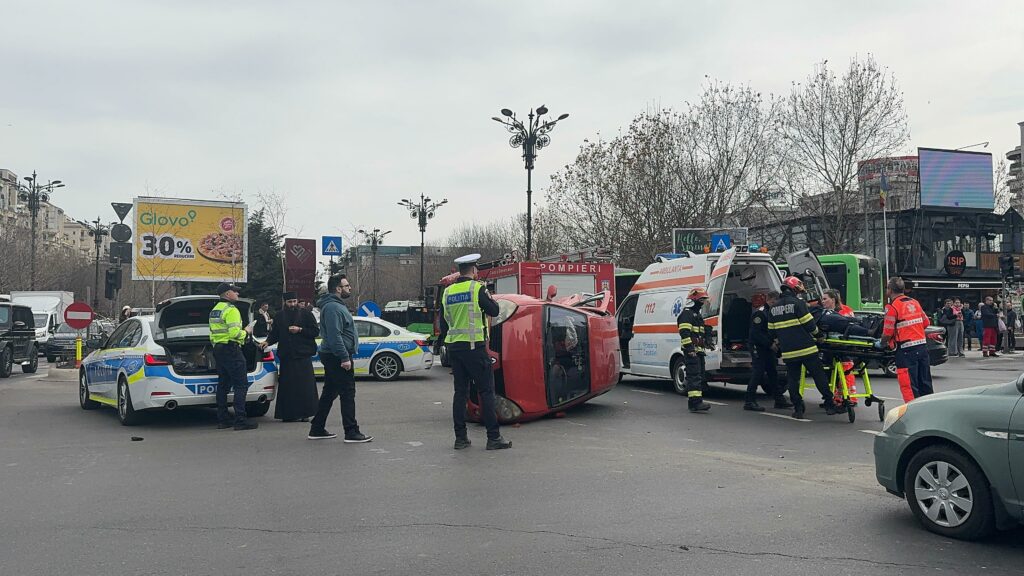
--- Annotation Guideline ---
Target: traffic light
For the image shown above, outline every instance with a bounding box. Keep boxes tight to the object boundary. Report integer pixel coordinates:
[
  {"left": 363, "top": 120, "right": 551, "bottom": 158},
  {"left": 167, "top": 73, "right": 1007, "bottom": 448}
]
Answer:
[
  {"left": 105, "top": 268, "right": 122, "bottom": 299},
  {"left": 999, "top": 253, "right": 1017, "bottom": 281}
]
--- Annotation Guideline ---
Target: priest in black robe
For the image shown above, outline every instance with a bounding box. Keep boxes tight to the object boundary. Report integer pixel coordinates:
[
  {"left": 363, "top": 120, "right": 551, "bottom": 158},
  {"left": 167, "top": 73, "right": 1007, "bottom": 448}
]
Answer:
[{"left": 262, "top": 292, "right": 320, "bottom": 422}]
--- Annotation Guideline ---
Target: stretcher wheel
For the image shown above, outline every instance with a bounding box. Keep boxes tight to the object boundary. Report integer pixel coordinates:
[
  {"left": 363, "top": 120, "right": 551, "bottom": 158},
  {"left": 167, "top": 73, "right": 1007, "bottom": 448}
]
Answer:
[
  {"left": 864, "top": 397, "right": 872, "bottom": 407},
  {"left": 847, "top": 403, "right": 856, "bottom": 423},
  {"left": 877, "top": 401, "right": 886, "bottom": 422}
]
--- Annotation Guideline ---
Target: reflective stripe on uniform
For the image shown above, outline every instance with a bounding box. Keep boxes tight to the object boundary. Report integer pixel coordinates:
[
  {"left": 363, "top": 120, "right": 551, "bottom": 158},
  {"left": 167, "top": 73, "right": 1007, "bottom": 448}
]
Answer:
[
  {"left": 896, "top": 318, "right": 923, "bottom": 329},
  {"left": 899, "top": 338, "right": 927, "bottom": 348},
  {"left": 687, "top": 390, "right": 702, "bottom": 398},
  {"left": 680, "top": 338, "right": 692, "bottom": 345},
  {"left": 768, "top": 318, "right": 801, "bottom": 329},
  {"left": 798, "top": 313, "right": 814, "bottom": 325},
  {"left": 781, "top": 345, "right": 818, "bottom": 359},
  {"left": 678, "top": 323, "right": 694, "bottom": 331}
]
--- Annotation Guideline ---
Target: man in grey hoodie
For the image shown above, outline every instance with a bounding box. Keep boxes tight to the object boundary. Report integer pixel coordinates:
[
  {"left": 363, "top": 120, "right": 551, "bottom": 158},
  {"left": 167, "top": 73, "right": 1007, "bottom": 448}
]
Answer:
[{"left": 308, "top": 274, "right": 372, "bottom": 442}]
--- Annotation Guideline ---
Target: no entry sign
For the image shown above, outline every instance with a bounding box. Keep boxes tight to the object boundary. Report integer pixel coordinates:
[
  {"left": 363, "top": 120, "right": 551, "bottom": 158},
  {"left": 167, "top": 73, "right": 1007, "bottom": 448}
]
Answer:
[{"left": 64, "top": 302, "right": 95, "bottom": 330}]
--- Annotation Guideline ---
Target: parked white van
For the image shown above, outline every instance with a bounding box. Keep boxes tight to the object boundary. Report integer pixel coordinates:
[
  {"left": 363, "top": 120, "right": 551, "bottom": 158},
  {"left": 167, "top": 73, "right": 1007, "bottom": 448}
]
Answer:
[{"left": 616, "top": 248, "right": 827, "bottom": 394}]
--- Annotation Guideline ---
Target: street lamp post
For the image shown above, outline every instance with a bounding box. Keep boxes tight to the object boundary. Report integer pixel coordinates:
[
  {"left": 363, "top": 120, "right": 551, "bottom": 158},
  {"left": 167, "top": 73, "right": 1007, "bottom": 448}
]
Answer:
[
  {"left": 2, "top": 171, "right": 65, "bottom": 289},
  {"left": 87, "top": 217, "right": 108, "bottom": 309},
  {"left": 955, "top": 142, "right": 989, "bottom": 151},
  {"left": 492, "top": 105, "right": 569, "bottom": 260},
  {"left": 398, "top": 193, "right": 447, "bottom": 301},
  {"left": 357, "top": 228, "right": 391, "bottom": 304}
]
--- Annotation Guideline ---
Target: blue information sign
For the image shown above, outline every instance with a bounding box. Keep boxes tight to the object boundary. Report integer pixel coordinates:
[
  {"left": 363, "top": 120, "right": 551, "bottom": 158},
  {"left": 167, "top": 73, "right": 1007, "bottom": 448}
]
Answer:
[
  {"left": 710, "top": 233, "right": 731, "bottom": 252},
  {"left": 322, "top": 236, "right": 343, "bottom": 256}
]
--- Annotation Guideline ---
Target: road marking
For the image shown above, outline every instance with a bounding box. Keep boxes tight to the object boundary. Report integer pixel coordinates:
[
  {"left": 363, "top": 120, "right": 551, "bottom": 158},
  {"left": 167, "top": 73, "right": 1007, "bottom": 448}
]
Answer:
[
  {"left": 703, "top": 400, "right": 728, "bottom": 406},
  {"left": 405, "top": 441, "right": 423, "bottom": 447},
  {"left": 629, "top": 389, "right": 663, "bottom": 396},
  {"left": 859, "top": 430, "right": 881, "bottom": 436},
  {"left": 759, "top": 412, "right": 811, "bottom": 422},
  {"left": 874, "top": 396, "right": 898, "bottom": 401}
]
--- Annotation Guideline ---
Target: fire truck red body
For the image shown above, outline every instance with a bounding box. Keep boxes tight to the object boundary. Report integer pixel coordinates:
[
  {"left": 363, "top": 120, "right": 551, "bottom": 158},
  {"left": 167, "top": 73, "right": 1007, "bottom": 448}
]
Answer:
[{"left": 438, "top": 260, "right": 617, "bottom": 313}]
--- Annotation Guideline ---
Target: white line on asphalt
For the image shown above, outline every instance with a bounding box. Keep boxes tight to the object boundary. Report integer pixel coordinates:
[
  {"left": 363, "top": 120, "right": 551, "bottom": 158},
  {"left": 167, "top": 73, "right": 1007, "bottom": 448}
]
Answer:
[
  {"left": 629, "top": 388, "right": 663, "bottom": 395},
  {"left": 405, "top": 441, "right": 423, "bottom": 447},
  {"left": 859, "top": 430, "right": 881, "bottom": 436},
  {"left": 874, "top": 396, "right": 898, "bottom": 401},
  {"left": 759, "top": 412, "right": 811, "bottom": 422},
  {"left": 703, "top": 400, "right": 728, "bottom": 406}
]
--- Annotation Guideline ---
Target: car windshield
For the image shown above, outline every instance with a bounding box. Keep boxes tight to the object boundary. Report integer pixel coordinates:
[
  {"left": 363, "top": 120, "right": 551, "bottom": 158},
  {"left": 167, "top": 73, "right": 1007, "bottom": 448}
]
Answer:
[
  {"left": 57, "top": 323, "right": 79, "bottom": 334},
  {"left": 33, "top": 313, "right": 47, "bottom": 328},
  {"left": 0, "top": 308, "right": 9, "bottom": 324}
]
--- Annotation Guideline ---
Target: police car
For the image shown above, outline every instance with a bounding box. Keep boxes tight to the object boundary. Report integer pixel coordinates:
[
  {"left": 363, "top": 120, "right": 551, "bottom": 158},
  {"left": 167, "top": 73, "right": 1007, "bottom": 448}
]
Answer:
[
  {"left": 307, "top": 316, "right": 433, "bottom": 381},
  {"left": 78, "top": 296, "right": 278, "bottom": 426}
]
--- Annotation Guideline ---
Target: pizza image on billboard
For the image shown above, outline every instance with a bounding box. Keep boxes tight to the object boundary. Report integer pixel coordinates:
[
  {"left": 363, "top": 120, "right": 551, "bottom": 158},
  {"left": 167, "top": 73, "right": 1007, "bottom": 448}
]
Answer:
[{"left": 197, "top": 232, "right": 245, "bottom": 263}]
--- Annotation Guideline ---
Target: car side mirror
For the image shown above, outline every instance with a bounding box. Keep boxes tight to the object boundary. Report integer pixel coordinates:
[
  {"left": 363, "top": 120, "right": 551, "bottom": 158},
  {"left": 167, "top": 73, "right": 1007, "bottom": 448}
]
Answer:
[{"left": 13, "top": 321, "right": 26, "bottom": 329}]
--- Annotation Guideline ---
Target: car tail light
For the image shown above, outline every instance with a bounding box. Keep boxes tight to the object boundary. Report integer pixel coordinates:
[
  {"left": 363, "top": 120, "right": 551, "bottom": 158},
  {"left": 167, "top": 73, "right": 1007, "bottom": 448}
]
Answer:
[
  {"left": 144, "top": 354, "right": 170, "bottom": 366},
  {"left": 414, "top": 339, "right": 428, "bottom": 347},
  {"left": 926, "top": 332, "right": 944, "bottom": 343},
  {"left": 261, "top": 350, "right": 275, "bottom": 362}
]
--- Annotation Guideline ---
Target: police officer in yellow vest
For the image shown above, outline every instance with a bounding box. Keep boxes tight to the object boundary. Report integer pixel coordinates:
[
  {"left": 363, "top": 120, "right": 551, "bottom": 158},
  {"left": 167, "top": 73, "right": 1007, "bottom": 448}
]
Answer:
[
  {"left": 435, "top": 254, "right": 511, "bottom": 450},
  {"left": 209, "top": 282, "right": 257, "bottom": 430}
]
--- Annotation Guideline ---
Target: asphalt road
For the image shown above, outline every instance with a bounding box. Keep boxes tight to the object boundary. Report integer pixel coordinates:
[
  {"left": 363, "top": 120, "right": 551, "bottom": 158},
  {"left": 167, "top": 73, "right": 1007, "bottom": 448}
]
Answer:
[{"left": 1, "top": 355, "right": 1022, "bottom": 576}]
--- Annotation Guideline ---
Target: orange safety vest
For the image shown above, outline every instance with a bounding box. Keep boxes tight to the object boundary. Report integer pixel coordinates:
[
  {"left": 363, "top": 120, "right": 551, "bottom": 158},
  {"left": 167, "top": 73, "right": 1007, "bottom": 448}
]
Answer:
[{"left": 883, "top": 296, "right": 929, "bottom": 348}]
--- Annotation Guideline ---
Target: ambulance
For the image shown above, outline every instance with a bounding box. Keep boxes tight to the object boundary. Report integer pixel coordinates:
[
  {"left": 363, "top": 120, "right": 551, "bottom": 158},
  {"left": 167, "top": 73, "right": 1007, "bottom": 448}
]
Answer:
[{"left": 615, "top": 247, "right": 828, "bottom": 393}]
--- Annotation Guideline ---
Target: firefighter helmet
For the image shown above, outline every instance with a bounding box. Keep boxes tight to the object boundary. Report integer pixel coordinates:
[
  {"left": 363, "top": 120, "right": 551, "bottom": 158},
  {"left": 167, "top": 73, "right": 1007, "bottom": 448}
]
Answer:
[
  {"left": 782, "top": 276, "right": 805, "bottom": 292},
  {"left": 687, "top": 287, "right": 710, "bottom": 301}
]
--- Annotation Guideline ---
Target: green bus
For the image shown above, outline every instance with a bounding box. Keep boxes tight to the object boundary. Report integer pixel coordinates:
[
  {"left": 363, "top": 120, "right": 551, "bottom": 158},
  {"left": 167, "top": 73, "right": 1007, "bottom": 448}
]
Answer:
[
  {"left": 778, "top": 253, "right": 884, "bottom": 312},
  {"left": 381, "top": 300, "right": 435, "bottom": 336}
]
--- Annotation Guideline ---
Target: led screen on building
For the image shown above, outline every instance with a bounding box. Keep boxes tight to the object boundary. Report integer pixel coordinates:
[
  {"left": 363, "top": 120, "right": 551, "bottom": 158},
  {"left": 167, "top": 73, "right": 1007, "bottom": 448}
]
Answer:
[{"left": 918, "top": 148, "right": 994, "bottom": 210}]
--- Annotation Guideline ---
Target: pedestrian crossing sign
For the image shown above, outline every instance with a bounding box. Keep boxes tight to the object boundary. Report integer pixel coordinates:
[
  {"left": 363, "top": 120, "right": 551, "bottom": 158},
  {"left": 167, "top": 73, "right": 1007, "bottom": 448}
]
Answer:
[
  {"left": 322, "top": 236, "right": 343, "bottom": 256},
  {"left": 710, "top": 233, "right": 731, "bottom": 252}
]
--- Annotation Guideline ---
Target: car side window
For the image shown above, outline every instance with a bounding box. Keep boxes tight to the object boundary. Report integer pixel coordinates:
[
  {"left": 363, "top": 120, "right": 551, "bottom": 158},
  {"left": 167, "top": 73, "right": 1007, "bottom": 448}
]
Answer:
[
  {"left": 355, "top": 320, "right": 372, "bottom": 338},
  {"left": 122, "top": 321, "right": 143, "bottom": 348},
  {"left": 14, "top": 307, "right": 33, "bottom": 327},
  {"left": 371, "top": 324, "right": 391, "bottom": 338},
  {"left": 104, "top": 323, "right": 133, "bottom": 350},
  {"left": 0, "top": 307, "right": 10, "bottom": 325}
]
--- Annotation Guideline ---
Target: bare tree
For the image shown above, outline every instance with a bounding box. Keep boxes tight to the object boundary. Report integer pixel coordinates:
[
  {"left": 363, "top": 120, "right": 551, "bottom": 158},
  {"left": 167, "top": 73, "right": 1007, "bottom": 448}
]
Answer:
[{"left": 778, "top": 54, "right": 910, "bottom": 252}]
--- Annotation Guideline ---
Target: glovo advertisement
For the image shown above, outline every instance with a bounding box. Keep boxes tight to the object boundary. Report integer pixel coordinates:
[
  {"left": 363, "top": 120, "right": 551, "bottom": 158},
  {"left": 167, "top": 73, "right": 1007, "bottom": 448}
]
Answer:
[{"left": 132, "top": 197, "right": 248, "bottom": 282}]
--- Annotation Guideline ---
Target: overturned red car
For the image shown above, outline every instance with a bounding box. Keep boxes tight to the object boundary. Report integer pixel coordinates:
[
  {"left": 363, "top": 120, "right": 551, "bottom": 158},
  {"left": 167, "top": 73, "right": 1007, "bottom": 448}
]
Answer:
[{"left": 462, "top": 290, "right": 620, "bottom": 424}]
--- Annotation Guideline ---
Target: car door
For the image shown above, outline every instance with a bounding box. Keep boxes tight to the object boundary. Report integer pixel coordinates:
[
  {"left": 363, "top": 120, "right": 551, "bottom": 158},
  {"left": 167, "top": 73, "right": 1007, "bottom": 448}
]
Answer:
[
  {"left": 87, "top": 321, "right": 135, "bottom": 399},
  {"left": 12, "top": 307, "right": 35, "bottom": 359},
  {"left": 702, "top": 247, "right": 737, "bottom": 371},
  {"left": 1009, "top": 383, "right": 1024, "bottom": 516},
  {"left": 356, "top": 321, "right": 390, "bottom": 374},
  {"left": 785, "top": 248, "right": 830, "bottom": 301}
]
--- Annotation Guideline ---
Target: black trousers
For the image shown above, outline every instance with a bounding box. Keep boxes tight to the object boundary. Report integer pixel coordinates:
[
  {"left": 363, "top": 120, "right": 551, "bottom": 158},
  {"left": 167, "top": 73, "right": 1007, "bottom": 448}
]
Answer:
[
  {"left": 213, "top": 343, "right": 249, "bottom": 425},
  {"left": 784, "top": 353, "right": 832, "bottom": 407},
  {"left": 896, "top": 345, "right": 934, "bottom": 398},
  {"left": 683, "top": 353, "right": 706, "bottom": 399},
  {"left": 310, "top": 352, "right": 360, "bottom": 436},
  {"left": 450, "top": 346, "right": 500, "bottom": 440},
  {"left": 745, "top": 346, "right": 780, "bottom": 403}
]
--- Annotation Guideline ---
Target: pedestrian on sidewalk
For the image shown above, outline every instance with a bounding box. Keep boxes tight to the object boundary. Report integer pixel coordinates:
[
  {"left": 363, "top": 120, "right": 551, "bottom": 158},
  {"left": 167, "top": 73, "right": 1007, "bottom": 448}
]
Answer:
[
  {"left": 961, "top": 301, "right": 973, "bottom": 351},
  {"left": 308, "top": 275, "right": 373, "bottom": 442},
  {"left": 938, "top": 299, "right": 961, "bottom": 358},
  {"left": 1002, "top": 301, "right": 1017, "bottom": 354},
  {"left": 950, "top": 298, "right": 965, "bottom": 357},
  {"left": 263, "top": 291, "right": 319, "bottom": 422},
  {"left": 980, "top": 296, "right": 1000, "bottom": 357}
]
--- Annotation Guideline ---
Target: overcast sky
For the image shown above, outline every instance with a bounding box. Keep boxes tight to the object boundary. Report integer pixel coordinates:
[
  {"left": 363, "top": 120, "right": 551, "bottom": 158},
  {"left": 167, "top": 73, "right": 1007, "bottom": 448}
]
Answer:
[{"left": 2, "top": 0, "right": 1022, "bottom": 254}]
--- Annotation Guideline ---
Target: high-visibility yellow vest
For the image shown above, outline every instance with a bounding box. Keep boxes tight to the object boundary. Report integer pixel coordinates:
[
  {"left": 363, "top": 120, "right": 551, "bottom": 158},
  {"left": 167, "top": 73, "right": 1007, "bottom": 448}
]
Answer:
[
  {"left": 443, "top": 280, "right": 487, "bottom": 346},
  {"left": 209, "top": 301, "right": 245, "bottom": 345}
]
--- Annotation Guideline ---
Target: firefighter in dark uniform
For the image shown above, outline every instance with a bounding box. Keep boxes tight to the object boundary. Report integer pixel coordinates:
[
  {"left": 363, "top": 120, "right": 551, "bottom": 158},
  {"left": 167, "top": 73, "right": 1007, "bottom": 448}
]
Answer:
[
  {"left": 767, "top": 277, "right": 841, "bottom": 419},
  {"left": 434, "top": 254, "right": 512, "bottom": 451},
  {"left": 677, "top": 288, "right": 712, "bottom": 413},
  {"left": 744, "top": 291, "right": 792, "bottom": 412}
]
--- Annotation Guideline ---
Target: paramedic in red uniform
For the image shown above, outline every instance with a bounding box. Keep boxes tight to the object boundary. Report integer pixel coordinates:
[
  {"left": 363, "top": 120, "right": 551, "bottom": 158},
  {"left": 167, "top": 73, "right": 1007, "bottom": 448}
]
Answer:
[{"left": 881, "top": 277, "right": 933, "bottom": 402}]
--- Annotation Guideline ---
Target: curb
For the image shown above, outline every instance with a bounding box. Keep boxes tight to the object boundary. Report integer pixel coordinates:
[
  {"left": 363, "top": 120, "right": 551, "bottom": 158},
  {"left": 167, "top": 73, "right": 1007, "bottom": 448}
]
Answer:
[{"left": 46, "top": 366, "right": 79, "bottom": 382}]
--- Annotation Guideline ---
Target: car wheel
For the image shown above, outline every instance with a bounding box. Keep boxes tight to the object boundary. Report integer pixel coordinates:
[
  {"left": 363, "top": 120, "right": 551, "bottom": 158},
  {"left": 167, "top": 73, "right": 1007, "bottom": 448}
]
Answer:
[
  {"left": 21, "top": 346, "right": 39, "bottom": 373},
  {"left": 371, "top": 353, "right": 402, "bottom": 381},
  {"left": 0, "top": 346, "right": 12, "bottom": 378},
  {"left": 670, "top": 356, "right": 686, "bottom": 395},
  {"left": 117, "top": 377, "right": 140, "bottom": 426},
  {"left": 246, "top": 401, "right": 270, "bottom": 417},
  {"left": 79, "top": 370, "right": 99, "bottom": 410},
  {"left": 882, "top": 360, "right": 896, "bottom": 378},
  {"left": 903, "top": 445, "right": 996, "bottom": 540}
]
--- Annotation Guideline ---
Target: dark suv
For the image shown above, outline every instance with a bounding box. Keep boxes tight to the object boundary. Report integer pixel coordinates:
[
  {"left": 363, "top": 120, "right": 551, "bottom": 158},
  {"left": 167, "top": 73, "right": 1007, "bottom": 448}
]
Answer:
[{"left": 0, "top": 303, "right": 40, "bottom": 377}]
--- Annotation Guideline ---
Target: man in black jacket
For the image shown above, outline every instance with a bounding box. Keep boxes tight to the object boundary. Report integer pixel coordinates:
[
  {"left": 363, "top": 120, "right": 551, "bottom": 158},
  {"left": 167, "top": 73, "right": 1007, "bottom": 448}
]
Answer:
[
  {"left": 980, "top": 296, "right": 1000, "bottom": 357},
  {"left": 744, "top": 292, "right": 792, "bottom": 412},
  {"left": 262, "top": 291, "right": 319, "bottom": 422},
  {"left": 768, "top": 277, "right": 841, "bottom": 419}
]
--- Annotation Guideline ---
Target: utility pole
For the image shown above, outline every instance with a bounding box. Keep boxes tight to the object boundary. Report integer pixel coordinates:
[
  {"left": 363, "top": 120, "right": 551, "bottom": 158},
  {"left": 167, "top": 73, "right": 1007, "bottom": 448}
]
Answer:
[
  {"left": 358, "top": 228, "right": 391, "bottom": 303},
  {"left": 399, "top": 193, "right": 447, "bottom": 301},
  {"left": 2, "top": 171, "right": 65, "bottom": 289},
  {"left": 88, "top": 217, "right": 108, "bottom": 309}
]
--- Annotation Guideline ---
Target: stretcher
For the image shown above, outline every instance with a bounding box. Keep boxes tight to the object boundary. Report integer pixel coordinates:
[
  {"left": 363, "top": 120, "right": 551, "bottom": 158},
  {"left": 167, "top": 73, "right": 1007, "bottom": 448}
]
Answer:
[{"left": 798, "top": 334, "right": 892, "bottom": 423}]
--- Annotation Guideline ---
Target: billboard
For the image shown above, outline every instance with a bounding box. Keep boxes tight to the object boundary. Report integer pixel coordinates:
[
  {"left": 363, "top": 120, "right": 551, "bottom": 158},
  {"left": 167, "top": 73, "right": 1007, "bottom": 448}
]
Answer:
[
  {"left": 918, "top": 148, "right": 994, "bottom": 210},
  {"left": 132, "top": 197, "right": 248, "bottom": 282},
  {"left": 284, "top": 238, "right": 317, "bottom": 302}
]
